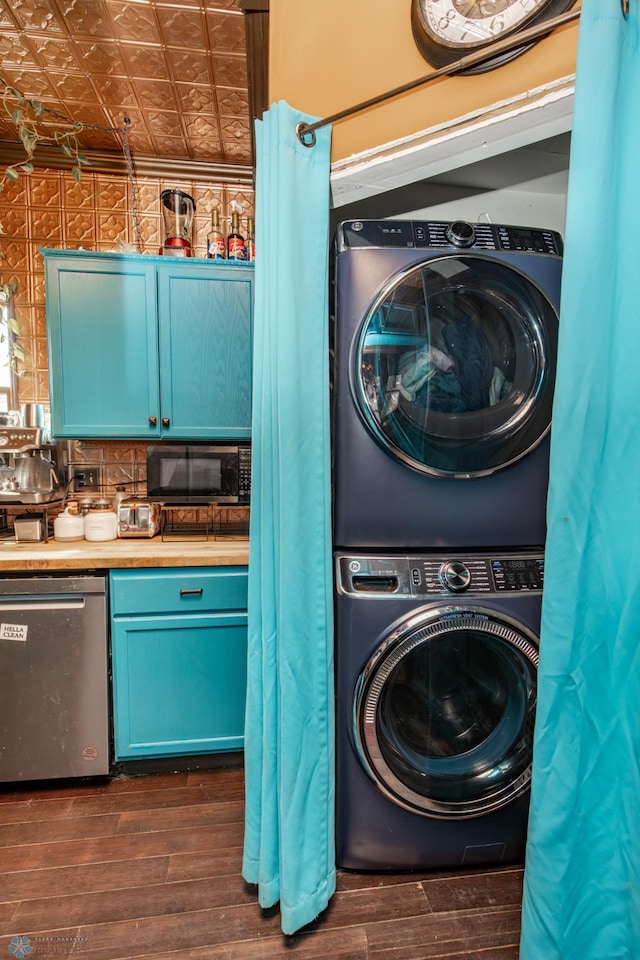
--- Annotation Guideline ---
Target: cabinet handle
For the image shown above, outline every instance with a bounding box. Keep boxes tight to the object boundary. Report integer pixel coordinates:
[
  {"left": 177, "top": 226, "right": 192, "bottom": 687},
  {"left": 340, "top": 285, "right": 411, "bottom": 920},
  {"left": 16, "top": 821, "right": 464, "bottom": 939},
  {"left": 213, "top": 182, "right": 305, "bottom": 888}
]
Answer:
[
  {"left": 162, "top": 417, "right": 170, "bottom": 428},
  {"left": 180, "top": 588, "right": 203, "bottom": 596},
  {"left": 149, "top": 416, "right": 157, "bottom": 426}
]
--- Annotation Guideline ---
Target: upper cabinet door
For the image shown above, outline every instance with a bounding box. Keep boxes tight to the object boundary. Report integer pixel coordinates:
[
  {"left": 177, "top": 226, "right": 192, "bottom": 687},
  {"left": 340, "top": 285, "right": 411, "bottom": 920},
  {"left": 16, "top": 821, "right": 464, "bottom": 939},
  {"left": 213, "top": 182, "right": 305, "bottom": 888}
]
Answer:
[
  {"left": 43, "top": 251, "right": 254, "bottom": 441},
  {"left": 45, "top": 253, "right": 161, "bottom": 438},
  {"left": 157, "top": 261, "right": 254, "bottom": 440}
]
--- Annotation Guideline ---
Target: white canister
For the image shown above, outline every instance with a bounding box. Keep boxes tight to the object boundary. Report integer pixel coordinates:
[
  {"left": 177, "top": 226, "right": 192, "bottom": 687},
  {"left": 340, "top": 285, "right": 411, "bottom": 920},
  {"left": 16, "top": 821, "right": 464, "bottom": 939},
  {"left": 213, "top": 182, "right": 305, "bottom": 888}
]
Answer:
[
  {"left": 84, "top": 505, "right": 118, "bottom": 542},
  {"left": 53, "top": 507, "right": 85, "bottom": 542}
]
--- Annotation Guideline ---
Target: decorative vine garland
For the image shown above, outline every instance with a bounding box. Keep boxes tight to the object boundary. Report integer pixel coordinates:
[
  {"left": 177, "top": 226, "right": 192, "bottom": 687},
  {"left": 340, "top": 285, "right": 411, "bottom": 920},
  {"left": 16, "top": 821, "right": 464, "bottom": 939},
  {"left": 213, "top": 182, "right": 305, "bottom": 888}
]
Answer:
[{"left": 0, "top": 82, "right": 142, "bottom": 252}]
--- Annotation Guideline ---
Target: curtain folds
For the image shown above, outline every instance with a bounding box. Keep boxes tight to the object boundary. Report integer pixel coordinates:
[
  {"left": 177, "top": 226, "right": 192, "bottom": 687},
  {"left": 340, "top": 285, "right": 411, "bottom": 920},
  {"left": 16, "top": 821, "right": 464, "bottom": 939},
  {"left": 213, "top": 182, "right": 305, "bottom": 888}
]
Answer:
[
  {"left": 241, "top": 101, "right": 335, "bottom": 935},
  {"left": 520, "top": 2, "right": 640, "bottom": 957}
]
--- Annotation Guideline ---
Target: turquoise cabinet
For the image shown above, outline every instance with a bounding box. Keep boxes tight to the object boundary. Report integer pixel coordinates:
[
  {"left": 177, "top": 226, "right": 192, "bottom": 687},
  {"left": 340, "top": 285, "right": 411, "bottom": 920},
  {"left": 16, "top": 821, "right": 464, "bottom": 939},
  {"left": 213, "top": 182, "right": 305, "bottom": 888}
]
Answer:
[
  {"left": 42, "top": 249, "right": 254, "bottom": 440},
  {"left": 110, "top": 566, "right": 248, "bottom": 761}
]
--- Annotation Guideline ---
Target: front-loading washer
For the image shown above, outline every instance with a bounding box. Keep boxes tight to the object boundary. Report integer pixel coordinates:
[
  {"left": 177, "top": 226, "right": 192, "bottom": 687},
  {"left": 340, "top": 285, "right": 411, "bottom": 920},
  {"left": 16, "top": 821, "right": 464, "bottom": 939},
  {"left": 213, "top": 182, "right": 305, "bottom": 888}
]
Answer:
[
  {"left": 335, "top": 549, "right": 542, "bottom": 870},
  {"left": 332, "top": 219, "right": 562, "bottom": 550}
]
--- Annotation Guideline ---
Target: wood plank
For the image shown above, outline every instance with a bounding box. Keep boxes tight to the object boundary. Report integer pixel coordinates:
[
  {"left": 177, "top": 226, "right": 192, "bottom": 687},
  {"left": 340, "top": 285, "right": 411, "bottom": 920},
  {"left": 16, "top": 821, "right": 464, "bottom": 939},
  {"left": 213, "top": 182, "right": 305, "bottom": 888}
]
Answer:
[
  {"left": 27, "top": 903, "right": 284, "bottom": 960},
  {"left": 336, "top": 863, "right": 522, "bottom": 892},
  {"left": 0, "top": 769, "right": 244, "bottom": 807},
  {"left": 166, "top": 849, "right": 249, "bottom": 882},
  {"left": 0, "top": 901, "right": 18, "bottom": 925},
  {"left": 432, "top": 949, "right": 520, "bottom": 960},
  {"left": 0, "top": 786, "right": 244, "bottom": 824},
  {"left": 0, "top": 798, "right": 75, "bottom": 824},
  {"left": 0, "top": 776, "right": 246, "bottom": 825},
  {"left": 0, "top": 814, "right": 121, "bottom": 849},
  {"left": 304, "top": 882, "right": 432, "bottom": 931},
  {"left": 337, "top": 868, "right": 445, "bottom": 892},
  {"left": 0, "top": 822, "right": 245, "bottom": 872},
  {"left": 142, "top": 926, "right": 370, "bottom": 960},
  {"left": 67, "top": 783, "right": 245, "bottom": 817},
  {"left": 0, "top": 772, "right": 190, "bottom": 804},
  {"left": 420, "top": 869, "right": 524, "bottom": 912},
  {"left": 114, "top": 800, "right": 244, "bottom": 834},
  {"left": 0, "top": 857, "right": 169, "bottom": 903},
  {"left": 365, "top": 906, "right": 522, "bottom": 960},
  {"left": 8, "top": 874, "right": 256, "bottom": 933}
]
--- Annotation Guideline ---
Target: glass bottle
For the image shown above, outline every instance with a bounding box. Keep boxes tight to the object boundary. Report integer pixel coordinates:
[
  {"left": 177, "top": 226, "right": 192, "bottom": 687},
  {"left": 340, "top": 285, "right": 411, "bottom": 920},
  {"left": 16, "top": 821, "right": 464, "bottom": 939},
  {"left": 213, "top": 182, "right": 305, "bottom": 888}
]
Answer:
[
  {"left": 227, "top": 204, "right": 246, "bottom": 261},
  {"left": 206, "top": 208, "right": 226, "bottom": 259},
  {"left": 246, "top": 216, "right": 255, "bottom": 262}
]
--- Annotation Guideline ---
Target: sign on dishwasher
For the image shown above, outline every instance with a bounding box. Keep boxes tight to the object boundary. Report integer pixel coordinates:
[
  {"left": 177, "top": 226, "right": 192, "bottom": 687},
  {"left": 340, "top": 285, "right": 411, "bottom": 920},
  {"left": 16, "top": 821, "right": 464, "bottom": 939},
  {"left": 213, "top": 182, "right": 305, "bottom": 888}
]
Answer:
[{"left": 0, "top": 623, "right": 28, "bottom": 641}]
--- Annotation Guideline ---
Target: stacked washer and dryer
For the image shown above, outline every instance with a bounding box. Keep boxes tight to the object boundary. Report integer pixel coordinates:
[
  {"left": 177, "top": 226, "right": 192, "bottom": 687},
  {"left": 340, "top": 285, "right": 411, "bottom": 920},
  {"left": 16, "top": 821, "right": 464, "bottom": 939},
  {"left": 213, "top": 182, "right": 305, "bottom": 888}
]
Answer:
[{"left": 331, "top": 218, "right": 562, "bottom": 871}]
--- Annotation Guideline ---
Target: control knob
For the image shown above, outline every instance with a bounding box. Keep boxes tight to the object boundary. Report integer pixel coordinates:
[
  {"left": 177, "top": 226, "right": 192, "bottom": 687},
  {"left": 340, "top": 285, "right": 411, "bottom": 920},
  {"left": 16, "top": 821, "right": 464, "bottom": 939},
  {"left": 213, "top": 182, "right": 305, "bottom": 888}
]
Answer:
[
  {"left": 439, "top": 560, "right": 471, "bottom": 593},
  {"left": 445, "top": 220, "right": 476, "bottom": 248}
]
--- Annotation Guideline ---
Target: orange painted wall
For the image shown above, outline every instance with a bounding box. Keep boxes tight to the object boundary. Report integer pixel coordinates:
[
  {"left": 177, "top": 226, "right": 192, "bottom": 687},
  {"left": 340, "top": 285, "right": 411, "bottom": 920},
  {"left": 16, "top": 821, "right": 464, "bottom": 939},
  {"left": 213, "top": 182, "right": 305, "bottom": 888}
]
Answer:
[{"left": 269, "top": 0, "right": 580, "bottom": 163}]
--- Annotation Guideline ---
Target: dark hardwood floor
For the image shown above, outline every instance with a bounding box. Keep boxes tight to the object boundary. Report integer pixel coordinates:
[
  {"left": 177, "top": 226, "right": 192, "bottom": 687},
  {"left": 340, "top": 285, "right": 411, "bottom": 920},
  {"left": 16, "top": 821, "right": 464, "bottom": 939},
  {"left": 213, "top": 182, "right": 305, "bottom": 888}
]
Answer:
[{"left": 0, "top": 767, "right": 523, "bottom": 959}]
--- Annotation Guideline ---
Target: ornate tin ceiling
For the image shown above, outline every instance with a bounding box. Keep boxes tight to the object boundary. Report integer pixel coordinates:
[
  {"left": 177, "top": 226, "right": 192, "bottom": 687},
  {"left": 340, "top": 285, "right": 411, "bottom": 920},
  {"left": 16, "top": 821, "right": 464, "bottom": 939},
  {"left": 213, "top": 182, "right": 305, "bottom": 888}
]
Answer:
[{"left": 0, "top": 0, "right": 253, "bottom": 172}]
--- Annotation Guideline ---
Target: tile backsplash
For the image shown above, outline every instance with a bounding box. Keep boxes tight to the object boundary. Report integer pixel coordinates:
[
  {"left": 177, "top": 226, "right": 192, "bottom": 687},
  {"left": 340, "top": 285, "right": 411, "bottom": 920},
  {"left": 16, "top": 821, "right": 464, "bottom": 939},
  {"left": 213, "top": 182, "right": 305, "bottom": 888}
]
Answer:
[{"left": 0, "top": 165, "right": 254, "bottom": 506}]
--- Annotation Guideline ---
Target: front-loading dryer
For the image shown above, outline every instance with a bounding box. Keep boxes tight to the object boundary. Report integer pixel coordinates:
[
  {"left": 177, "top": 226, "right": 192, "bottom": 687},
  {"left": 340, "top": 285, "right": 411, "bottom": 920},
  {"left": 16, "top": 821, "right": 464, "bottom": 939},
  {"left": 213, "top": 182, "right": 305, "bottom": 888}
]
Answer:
[
  {"left": 332, "top": 219, "right": 562, "bottom": 550},
  {"left": 335, "top": 549, "right": 542, "bottom": 870}
]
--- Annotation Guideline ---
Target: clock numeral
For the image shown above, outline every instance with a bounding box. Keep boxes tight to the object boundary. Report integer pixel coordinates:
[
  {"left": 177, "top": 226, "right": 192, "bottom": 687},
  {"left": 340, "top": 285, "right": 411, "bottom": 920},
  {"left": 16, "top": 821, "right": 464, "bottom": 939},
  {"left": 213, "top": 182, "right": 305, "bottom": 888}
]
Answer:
[
  {"left": 438, "top": 9, "right": 456, "bottom": 30},
  {"left": 489, "top": 14, "right": 506, "bottom": 34},
  {"left": 458, "top": 21, "right": 476, "bottom": 42}
]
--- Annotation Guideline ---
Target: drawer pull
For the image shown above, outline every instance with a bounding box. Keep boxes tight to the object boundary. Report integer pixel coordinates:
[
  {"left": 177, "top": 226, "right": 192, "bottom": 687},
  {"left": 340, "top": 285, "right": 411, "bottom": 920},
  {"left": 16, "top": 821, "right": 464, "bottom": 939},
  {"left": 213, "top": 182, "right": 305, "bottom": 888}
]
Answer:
[
  {"left": 162, "top": 417, "right": 170, "bottom": 428},
  {"left": 149, "top": 416, "right": 157, "bottom": 426},
  {"left": 180, "top": 588, "right": 203, "bottom": 596}
]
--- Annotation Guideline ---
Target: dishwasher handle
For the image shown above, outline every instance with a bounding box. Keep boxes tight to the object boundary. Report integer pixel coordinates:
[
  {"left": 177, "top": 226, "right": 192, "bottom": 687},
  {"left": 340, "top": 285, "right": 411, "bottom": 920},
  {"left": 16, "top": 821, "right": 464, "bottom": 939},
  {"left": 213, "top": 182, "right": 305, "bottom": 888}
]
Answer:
[{"left": 0, "top": 597, "right": 87, "bottom": 612}]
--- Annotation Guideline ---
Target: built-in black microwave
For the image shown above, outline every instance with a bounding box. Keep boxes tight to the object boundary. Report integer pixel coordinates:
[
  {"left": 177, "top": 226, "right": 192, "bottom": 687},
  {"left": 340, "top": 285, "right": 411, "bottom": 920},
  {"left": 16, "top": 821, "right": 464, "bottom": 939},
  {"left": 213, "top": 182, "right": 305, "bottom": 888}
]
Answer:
[{"left": 146, "top": 443, "right": 251, "bottom": 504}]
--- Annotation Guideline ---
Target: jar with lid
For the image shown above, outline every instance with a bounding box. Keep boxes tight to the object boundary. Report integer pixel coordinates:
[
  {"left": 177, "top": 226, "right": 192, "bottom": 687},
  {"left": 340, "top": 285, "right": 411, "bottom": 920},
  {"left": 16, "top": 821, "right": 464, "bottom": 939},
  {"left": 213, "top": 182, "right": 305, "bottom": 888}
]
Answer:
[
  {"left": 53, "top": 502, "right": 85, "bottom": 542},
  {"left": 84, "top": 499, "right": 118, "bottom": 542}
]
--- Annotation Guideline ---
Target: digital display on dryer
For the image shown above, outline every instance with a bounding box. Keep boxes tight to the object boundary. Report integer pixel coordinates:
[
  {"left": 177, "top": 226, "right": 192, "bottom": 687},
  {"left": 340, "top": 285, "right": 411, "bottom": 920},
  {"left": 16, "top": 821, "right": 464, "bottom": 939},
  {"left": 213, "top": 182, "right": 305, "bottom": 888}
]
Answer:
[{"left": 492, "top": 558, "right": 544, "bottom": 591}]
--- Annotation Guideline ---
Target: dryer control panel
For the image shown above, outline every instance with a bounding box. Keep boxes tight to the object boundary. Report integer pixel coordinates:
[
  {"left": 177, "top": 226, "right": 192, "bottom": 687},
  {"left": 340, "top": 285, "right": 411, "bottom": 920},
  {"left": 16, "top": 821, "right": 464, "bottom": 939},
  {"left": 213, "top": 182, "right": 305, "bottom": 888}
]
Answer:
[
  {"left": 336, "top": 553, "right": 544, "bottom": 597},
  {"left": 338, "top": 219, "right": 563, "bottom": 256}
]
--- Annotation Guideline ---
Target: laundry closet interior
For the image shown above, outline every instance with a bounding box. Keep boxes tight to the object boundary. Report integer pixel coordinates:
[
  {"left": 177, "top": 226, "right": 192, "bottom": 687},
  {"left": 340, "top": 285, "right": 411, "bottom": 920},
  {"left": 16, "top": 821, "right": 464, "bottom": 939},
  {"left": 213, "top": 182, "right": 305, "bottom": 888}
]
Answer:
[{"left": 330, "top": 127, "right": 570, "bottom": 876}]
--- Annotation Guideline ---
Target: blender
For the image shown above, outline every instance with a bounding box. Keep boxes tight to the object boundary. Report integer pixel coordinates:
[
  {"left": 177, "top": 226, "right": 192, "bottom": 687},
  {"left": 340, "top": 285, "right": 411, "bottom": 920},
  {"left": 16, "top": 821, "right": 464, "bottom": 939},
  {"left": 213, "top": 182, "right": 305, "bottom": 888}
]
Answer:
[{"left": 160, "top": 189, "right": 196, "bottom": 256}]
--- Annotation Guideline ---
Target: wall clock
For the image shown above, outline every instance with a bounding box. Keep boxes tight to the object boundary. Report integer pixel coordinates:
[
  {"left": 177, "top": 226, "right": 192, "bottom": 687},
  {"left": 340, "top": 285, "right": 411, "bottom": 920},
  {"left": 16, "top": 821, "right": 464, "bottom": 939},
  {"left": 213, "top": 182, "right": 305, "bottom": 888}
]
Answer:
[{"left": 411, "top": 0, "right": 579, "bottom": 74}]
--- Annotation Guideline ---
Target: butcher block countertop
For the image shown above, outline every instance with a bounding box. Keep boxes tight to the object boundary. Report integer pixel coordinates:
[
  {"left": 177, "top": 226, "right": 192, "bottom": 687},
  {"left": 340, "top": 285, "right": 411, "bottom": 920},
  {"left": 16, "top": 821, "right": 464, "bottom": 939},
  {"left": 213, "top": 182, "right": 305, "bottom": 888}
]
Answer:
[{"left": 0, "top": 536, "right": 250, "bottom": 572}]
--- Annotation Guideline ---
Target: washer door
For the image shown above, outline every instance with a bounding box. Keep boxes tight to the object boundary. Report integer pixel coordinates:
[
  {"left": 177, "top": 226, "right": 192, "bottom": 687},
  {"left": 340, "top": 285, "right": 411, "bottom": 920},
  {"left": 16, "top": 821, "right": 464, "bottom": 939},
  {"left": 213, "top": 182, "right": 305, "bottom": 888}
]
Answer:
[
  {"left": 354, "top": 607, "right": 538, "bottom": 819},
  {"left": 356, "top": 255, "right": 558, "bottom": 477}
]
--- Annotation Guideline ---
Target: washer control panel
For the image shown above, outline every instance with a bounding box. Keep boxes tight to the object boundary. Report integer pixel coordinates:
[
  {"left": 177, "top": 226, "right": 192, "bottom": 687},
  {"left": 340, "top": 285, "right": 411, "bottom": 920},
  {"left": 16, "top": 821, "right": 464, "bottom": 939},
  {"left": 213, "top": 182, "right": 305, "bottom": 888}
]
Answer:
[{"left": 337, "top": 553, "right": 544, "bottom": 597}]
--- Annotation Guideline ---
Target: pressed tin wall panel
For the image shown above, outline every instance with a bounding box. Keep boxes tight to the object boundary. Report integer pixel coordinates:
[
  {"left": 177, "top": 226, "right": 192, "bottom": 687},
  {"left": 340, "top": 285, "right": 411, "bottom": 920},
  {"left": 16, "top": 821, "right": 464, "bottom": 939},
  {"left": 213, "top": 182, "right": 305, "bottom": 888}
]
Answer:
[
  {"left": 0, "top": 166, "right": 254, "bottom": 503},
  {"left": 0, "top": 0, "right": 251, "bottom": 163}
]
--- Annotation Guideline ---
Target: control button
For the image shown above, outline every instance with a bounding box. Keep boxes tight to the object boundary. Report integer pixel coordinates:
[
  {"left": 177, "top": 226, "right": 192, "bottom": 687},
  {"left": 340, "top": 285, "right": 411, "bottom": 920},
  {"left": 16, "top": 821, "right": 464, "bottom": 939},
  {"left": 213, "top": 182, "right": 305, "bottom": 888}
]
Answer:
[
  {"left": 445, "top": 221, "right": 476, "bottom": 248},
  {"left": 411, "top": 567, "right": 422, "bottom": 586},
  {"left": 439, "top": 560, "right": 471, "bottom": 593}
]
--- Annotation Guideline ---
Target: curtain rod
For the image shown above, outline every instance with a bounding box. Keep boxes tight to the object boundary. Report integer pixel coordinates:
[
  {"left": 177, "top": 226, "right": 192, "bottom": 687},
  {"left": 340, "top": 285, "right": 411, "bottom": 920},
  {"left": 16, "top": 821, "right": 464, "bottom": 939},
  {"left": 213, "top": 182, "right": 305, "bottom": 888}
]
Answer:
[{"left": 296, "top": 7, "right": 582, "bottom": 147}]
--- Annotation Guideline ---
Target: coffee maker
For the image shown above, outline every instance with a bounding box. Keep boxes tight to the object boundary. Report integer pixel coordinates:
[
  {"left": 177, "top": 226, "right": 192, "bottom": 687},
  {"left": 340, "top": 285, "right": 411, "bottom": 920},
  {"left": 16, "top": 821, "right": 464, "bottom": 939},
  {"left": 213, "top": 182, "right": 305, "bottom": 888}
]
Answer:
[
  {"left": 0, "top": 426, "right": 68, "bottom": 504},
  {"left": 159, "top": 189, "right": 196, "bottom": 257}
]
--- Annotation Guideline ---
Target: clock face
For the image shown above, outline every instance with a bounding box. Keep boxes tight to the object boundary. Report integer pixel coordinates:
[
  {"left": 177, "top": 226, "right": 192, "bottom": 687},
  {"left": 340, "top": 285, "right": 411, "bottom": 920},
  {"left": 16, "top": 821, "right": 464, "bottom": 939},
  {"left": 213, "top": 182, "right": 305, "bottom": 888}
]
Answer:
[
  {"left": 411, "top": 0, "right": 578, "bottom": 71},
  {"left": 419, "top": 0, "right": 548, "bottom": 47}
]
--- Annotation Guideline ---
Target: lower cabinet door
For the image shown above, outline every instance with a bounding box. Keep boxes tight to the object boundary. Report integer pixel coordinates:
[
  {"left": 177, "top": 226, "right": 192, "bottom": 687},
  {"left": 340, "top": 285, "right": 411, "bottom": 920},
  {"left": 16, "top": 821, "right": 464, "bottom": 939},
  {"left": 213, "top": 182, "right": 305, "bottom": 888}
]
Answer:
[{"left": 111, "top": 611, "right": 248, "bottom": 760}]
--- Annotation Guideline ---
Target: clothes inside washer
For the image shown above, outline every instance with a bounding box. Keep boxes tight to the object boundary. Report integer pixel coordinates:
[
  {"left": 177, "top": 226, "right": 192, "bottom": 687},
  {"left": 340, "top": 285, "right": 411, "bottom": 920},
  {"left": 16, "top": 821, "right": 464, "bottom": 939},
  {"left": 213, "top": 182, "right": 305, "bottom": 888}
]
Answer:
[{"left": 441, "top": 314, "right": 494, "bottom": 410}]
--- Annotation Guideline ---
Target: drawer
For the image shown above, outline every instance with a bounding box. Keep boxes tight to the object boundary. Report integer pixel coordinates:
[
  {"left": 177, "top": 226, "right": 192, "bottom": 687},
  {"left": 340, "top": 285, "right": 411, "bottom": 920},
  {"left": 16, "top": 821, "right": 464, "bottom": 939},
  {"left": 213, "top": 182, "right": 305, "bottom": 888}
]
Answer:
[{"left": 110, "top": 566, "right": 248, "bottom": 616}]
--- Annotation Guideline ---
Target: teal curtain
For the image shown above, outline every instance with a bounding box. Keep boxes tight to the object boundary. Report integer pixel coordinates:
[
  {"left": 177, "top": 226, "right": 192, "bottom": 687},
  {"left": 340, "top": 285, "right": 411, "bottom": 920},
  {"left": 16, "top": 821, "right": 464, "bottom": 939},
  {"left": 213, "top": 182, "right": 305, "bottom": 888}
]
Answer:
[
  {"left": 520, "top": 3, "right": 640, "bottom": 957},
  {"left": 241, "top": 101, "right": 335, "bottom": 935}
]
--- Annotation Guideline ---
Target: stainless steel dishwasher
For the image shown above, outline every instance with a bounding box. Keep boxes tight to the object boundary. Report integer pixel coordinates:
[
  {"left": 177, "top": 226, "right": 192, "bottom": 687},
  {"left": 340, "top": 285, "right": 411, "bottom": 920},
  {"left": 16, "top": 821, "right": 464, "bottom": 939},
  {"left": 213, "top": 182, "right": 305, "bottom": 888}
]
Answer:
[{"left": 0, "top": 573, "right": 109, "bottom": 782}]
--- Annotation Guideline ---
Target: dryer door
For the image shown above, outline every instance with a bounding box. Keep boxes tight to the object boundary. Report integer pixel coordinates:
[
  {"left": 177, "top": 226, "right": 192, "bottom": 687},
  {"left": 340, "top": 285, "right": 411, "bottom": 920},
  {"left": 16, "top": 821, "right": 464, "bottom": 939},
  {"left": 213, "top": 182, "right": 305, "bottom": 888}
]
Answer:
[
  {"left": 354, "top": 606, "right": 538, "bottom": 818},
  {"left": 356, "top": 255, "right": 558, "bottom": 477}
]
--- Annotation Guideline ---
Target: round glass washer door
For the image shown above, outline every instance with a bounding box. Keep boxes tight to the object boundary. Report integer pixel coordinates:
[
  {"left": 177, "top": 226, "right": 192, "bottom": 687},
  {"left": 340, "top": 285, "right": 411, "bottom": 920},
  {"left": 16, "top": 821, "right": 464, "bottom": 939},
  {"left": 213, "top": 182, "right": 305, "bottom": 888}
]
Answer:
[
  {"left": 354, "top": 607, "right": 538, "bottom": 819},
  {"left": 356, "top": 256, "right": 559, "bottom": 477}
]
